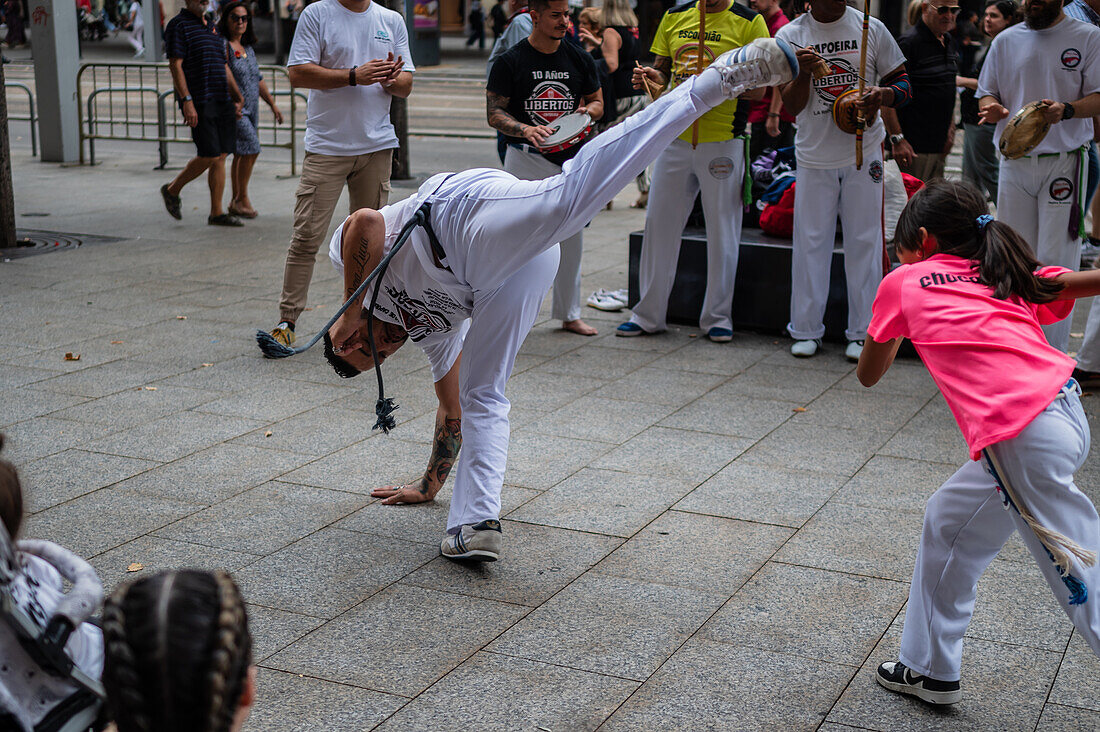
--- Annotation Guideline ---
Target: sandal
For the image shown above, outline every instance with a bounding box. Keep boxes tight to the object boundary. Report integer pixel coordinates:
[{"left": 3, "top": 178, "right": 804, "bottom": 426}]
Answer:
[{"left": 228, "top": 203, "right": 258, "bottom": 219}]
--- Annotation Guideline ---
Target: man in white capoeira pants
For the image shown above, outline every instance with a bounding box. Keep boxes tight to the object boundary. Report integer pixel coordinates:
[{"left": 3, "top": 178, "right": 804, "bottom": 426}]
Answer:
[
  {"left": 617, "top": 0, "right": 769, "bottom": 343},
  {"left": 488, "top": 0, "right": 603, "bottom": 336},
  {"left": 322, "top": 38, "right": 799, "bottom": 562},
  {"left": 775, "top": 0, "right": 909, "bottom": 362},
  {"left": 978, "top": 0, "right": 1100, "bottom": 352}
]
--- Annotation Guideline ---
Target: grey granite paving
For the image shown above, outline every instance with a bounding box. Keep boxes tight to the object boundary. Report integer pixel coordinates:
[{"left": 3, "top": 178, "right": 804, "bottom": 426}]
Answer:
[{"left": 7, "top": 125, "right": 1100, "bottom": 731}]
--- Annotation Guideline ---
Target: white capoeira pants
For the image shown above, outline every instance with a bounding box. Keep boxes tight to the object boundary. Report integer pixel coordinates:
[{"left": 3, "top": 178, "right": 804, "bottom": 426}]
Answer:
[
  {"left": 899, "top": 382, "right": 1100, "bottom": 681},
  {"left": 503, "top": 146, "right": 586, "bottom": 323},
  {"left": 1077, "top": 297, "right": 1100, "bottom": 372},
  {"left": 788, "top": 149, "right": 885, "bottom": 343},
  {"left": 414, "top": 68, "right": 733, "bottom": 532},
  {"left": 997, "top": 152, "right": 1085, "bottom": 352},
  {"left": 630, "top": 137, "right": 745, "bottom": 333}
]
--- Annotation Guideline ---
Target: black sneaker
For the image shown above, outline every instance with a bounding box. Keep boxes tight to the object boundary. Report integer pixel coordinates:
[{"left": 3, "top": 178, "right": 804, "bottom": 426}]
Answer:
[
  {"left": 160, "top": 183, "right": 182, "bottom": 220},
  {"left": 876, "top": 661, "right": 961, "bottom": 705}
]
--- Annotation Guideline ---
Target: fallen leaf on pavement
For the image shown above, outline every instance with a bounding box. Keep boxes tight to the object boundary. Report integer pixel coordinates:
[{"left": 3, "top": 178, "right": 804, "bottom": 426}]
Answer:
[
  {"left": 264, "top": 430, "right": 273, "bottom": 437},
  {"left": 127, "top": 563, "right": 143, "bottom": 572},
  {"left": 64, "top": 352, "right": 80, "bottom": 361}
]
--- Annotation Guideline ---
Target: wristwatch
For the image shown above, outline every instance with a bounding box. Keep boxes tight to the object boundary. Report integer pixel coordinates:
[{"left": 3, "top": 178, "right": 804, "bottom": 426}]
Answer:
[
  {"left": 349, "top": 66, "right": 358, "bottom": 87},
  {"left": 1062, "top": 102, "right": 1076, "bottom": 120},
  {"left": 889, "top": 133, "right": 905, "bottom": 146},
  {"left": 177, "top": 94, "right": 192, "bottom": 104}
]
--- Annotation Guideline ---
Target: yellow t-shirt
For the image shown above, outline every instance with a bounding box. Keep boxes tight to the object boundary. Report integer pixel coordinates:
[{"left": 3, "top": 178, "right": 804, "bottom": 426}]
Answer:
[{"left": 651, "top": 0, "right": 769, "bottom": 143}]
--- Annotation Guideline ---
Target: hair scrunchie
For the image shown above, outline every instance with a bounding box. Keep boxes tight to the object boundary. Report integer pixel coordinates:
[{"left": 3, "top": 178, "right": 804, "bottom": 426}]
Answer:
[{"left": 976, "top": 214, "right": 994, "bottom": 232}]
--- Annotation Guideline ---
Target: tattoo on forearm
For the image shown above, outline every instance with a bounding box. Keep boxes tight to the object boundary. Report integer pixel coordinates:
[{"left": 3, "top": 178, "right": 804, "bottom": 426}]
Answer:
[
  {"left": 346, "top": 237, "right": 372, "bottom": 300},
  {"left": 422, "top": 416, "right": 462, "bottom": 494},
  {"left": 487, "top": 91, "right": 527, "bottom": 137}
]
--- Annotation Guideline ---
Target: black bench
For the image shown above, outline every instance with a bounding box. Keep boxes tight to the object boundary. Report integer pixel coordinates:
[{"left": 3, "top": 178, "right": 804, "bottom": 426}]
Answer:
[{"left": 627, "top": 225, "right": 853, "bottom": 340}]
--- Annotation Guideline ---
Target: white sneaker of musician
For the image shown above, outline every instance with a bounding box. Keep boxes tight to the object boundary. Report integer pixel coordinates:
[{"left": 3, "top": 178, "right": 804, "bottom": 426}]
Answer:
[{"left": 711, "top": 37, "right": 800, "bottom": 99}]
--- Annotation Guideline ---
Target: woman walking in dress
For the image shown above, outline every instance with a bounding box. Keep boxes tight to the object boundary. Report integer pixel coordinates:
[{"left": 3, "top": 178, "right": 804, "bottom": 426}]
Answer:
[{"left": 219, "top": 0, "right": 284, "bottom": 219}]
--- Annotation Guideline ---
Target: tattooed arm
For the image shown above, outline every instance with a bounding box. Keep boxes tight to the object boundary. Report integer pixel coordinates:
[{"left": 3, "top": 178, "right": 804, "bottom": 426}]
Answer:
[
  {"left": 486, "top": 90, "right": 555, "bottom": 147},
  {"left": 370, "top": 354, "right": 463, "bottom": 505},
  {"left": 329, "top": 209, "right": 388, "bottom": 354}
]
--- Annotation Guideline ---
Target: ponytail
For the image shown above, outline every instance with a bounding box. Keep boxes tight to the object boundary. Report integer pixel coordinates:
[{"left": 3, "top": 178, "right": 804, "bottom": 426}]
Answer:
[
  {"left": 977, "top": 220, "right": 1063, "bottom": 303},
  {"left": 895, "top": 179, "right": 1064, "bottom": 304}
]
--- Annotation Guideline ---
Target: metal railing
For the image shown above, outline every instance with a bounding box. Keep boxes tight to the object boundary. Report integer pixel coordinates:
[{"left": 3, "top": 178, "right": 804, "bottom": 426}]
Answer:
[
  {"left": 76, "top": 61, "right": 302, "bottom": 174},
  {"left": 4, "top": 82, "right": 38, "bottom": 156}
]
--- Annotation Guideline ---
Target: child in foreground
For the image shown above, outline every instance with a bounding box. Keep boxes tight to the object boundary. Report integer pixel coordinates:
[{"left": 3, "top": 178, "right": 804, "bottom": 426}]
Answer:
[
  {"left": 858, "top": 179, "right": 1100, "bottom": 705},
  {"left": 101, "top": 569, "right": 256, "bottom": 732}
]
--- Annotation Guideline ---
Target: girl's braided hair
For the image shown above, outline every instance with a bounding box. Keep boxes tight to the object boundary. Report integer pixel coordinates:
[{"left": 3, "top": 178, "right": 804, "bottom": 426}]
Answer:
[{"left": 101, "top": 569, "right": 252, "bottom": 732}]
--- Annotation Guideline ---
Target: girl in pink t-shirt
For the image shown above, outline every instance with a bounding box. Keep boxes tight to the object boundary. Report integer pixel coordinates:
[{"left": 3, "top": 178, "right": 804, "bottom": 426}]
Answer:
[{"left": 858, "top": 179, "right": 1100, "bottom": 706}]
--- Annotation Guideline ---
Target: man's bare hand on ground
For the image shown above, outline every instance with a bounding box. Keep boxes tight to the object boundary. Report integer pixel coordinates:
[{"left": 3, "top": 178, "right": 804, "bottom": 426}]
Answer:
[{"left": 371, "top": 480, "right": 439, "bottom": 504}]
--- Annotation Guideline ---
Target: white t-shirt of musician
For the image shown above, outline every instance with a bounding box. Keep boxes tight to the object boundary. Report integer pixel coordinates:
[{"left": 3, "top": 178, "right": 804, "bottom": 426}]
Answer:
[
  {"left": 977, "top": 16, "right": 1100, "bottom": 155},
  {"left": 775, "top": 7, "right": 906, "bottom": 169}
]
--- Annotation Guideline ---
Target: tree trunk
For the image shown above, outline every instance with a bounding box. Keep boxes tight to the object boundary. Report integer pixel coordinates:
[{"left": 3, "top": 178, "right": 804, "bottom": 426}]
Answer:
[
  {"left": 0, "top": 61, "right": 17, "bottom": 249},
  {"left": 383, "top": 0, "right": 411, "bottom": 180}
]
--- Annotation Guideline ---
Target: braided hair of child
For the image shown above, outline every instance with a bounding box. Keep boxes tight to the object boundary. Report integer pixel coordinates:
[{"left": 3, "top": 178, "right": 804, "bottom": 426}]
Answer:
[{"left": 101, "top": 569, "right": 252, "bottom": 732}]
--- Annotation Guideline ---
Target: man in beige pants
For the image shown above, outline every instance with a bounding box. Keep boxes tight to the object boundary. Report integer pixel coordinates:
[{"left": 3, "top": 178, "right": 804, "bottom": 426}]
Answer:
[{"left": 268, "top": 0, "right": 415, "bottom": 346}]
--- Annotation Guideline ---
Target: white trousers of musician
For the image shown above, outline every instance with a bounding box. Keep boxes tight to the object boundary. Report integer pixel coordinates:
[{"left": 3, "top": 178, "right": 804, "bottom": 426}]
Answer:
[
  {"left": 503, "top": 146, "right": 585, "bottom": 322},
  {"left": 788, "top": 151, "right": 885, "bottom": 343},
  {"left": 629, "top": 137, "right": 745, "bottom": 333},
  {"left": 431, "top": 69, "right": 733, "bottom": 532},
  {"left": 997, "top": 153, "right": 1083, "bottom": 352},
  {"left": 899, "top": 384, "right": 1100, "bottom": 682},
  {"left": 1076, "top": 297, "right": 1100, "bottom": 372}
]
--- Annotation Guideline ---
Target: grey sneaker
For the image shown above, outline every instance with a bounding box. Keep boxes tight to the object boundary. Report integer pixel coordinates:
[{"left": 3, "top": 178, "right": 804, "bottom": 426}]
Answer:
[
  {"left": 440, "top": 519, "right": 502, "bottom": 562},
  {"left": 876, "top": 661, "right": 961, "bottom": 705},
  {"left": 710, "top": 37, "right": 799, "bottom": 99}
]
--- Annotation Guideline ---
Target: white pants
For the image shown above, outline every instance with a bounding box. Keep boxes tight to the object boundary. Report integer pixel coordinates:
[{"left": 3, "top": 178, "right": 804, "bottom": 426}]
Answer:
[
  {"left": 630, "top": 137, "right": 745, "bottom": 333},
  {"left": 422, "top": 69, "right": 732, "bottom": 532},
  {"left": 503, "top": 146, "right": 585, "bottom": 322},
  {"left": 788, "top": 151, "right": 885, "bottom": 342},
  {"left": 1077, "top": 297, "right": 1100, "bottom": 372},
  {"left": 899, "top": 383, "right": 1100, "bottom": 681},
  {"left": 997, "top": 153, "right": 1084, "bottom": 352}
]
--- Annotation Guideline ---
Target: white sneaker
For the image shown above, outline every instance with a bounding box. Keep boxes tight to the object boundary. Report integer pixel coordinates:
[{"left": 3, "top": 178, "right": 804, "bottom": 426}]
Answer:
[
  {"left": 790, "top": 339, "right": 820, "bottom": 358},
  {"left": 845, "top": 340, "right": 864, "bottom": 362},
  {"left": 586, "top": 290, "right": 625, "bottom": 312},
  {"left": 710, "top": 38, "right": 799, "bottom": 99}
]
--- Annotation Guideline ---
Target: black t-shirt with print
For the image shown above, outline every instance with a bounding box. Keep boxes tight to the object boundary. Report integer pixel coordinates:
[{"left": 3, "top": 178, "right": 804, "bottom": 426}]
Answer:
[{"left": 487, "top": 37, "right": 601, "bottom": 165}]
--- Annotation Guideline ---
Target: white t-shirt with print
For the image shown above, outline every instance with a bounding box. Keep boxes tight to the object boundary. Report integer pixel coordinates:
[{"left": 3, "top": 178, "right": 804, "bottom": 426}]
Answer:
[
  {"left": 977, "top": 16, "right": 1100, "bottom": 155},
  {"left": 288, "top": 0, "right": 415, "bottom": 156},
  {"left": 775, "top": 7, "right": 906, "bottom": 169},
  {"left": 329, "top": 183, "right": 470, "bottom": 383}
]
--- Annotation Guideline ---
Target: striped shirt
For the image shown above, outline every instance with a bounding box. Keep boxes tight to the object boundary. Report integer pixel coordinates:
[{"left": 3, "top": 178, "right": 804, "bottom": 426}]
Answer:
[
  {"left": 1065, "top": 0, "right": 1100, "bottom": 27},
  {"left": 165, "top": 9, "right": 229, "bottom": 103}
]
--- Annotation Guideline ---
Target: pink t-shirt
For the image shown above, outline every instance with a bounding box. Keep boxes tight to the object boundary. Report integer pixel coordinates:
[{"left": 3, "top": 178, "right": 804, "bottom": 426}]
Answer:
[{"left": 867, "top": 254, "right": 1075, "bottom": 460}]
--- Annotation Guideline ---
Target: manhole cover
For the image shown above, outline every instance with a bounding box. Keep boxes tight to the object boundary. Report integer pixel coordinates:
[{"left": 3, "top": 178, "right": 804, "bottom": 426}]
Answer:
[{"left": 2, "top": 230, "right": 124, "bottom": 261}]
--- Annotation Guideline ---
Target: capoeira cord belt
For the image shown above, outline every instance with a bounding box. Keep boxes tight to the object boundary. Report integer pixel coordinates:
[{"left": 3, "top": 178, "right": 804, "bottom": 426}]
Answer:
[
  {"left": 982, "top": 448, "right": 1097, "bottom": 605},
  {"left": 254, "top": 203, "right": 431, "bottom": 434}
]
